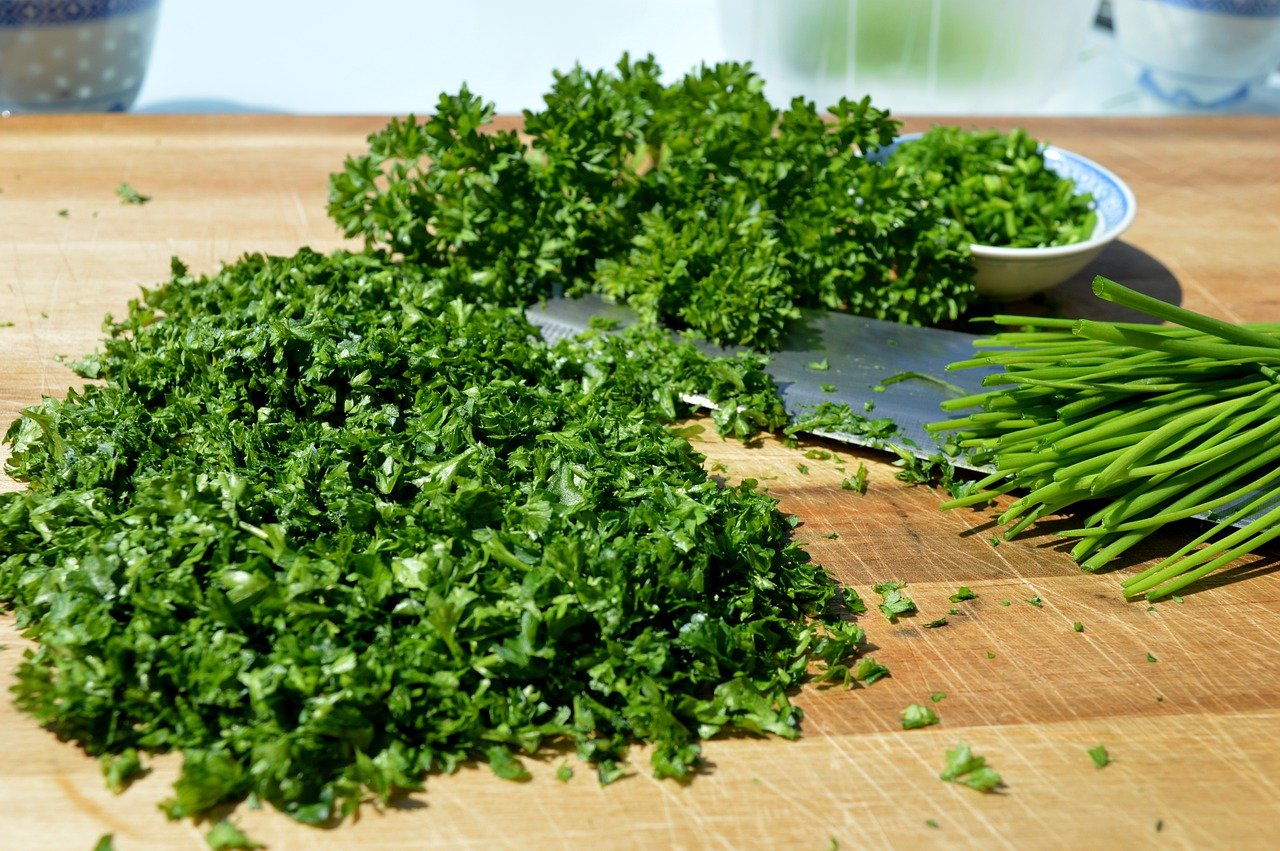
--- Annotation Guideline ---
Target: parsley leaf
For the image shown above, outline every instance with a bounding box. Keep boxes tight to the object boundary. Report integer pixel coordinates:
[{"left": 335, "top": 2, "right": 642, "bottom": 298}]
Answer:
[
  {"left": 205, "top": 819, "right": 264, "bottom": 850},
  {"left": 854, "top": 657, "right": 891, "bottom": 686},
  {"left": 901, "top": 704, "right": 940, "bottom": 730},
  {"left": 948, "top": 587, "right": 977, "bottom": 603},
  {"left": 872, "top": 580, "right": 917, "bottom": 622},
  {"left": 840, "top": 464, "right": 869, "bottom": 494},
  {"left": 116, "top": 182, "right": 151, "bottom": 205},
  {"left": 100, "top": 748, "right": 144, "bottom": 795},
  {"left": 1087, "top": 745, "right": 1110, "bottom": 769},
  {"left": 939, "top": 742, "right": 1003, "bottom": 793}
]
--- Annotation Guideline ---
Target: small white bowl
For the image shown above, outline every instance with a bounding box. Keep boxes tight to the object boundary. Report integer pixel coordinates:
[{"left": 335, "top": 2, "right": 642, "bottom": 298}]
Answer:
[{"left": 875, "top": 133, "right": 1138, "bottom": 301}]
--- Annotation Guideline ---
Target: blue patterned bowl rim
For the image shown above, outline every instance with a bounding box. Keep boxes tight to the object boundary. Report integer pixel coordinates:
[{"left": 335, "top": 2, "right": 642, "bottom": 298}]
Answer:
[
  {"left": 0, "top": 0, "right": 159, "bottom": 27},
  {"left": 872, "top": 131, "right": 1137, "bottom": 259}
]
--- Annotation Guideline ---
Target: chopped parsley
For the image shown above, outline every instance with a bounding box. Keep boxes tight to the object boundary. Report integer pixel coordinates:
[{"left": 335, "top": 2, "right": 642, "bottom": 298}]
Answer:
[
  {"left": 901, "top": 704, "right": 940, "bottom": 730},
  {"left": 100, "top": 748, "right": 144, "bottom": 794},
  {"left": 948, "top": 587, "right": 977, "bottom": 603},
  {"left": 840, "top": 464, "right": 869, "bottom": 494},
  {"left": 854, "top": 657, "right": 891, "bottom": 686},
  {"left": 872, "top": 581, "right": 917, "bottom": 622},
  {"left": 205, "top": 819, "right": 264, "bottom": 850},
  {"left": 939, "top": 742, "right": 1002, "bottom": 793},
  {"left": 116, "top": 181, "right": 151, "bottom": 205},
  {"left": 0, "top": 249, "right": 865, "bottom": 823},
  {"left": 1087, "top": 745, "right": 1110, "bottom": 769}
]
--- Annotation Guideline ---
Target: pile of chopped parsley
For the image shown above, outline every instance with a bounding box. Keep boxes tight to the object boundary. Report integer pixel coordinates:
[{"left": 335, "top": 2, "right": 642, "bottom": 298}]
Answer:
[
  {"left": 884, "top": 126, "right": 1096, "bottom": 249},
  {"left": 0, "top": 249, "right": 865, "bottom": 822},
  {"left": 328, "top": 55, "right": 975, "bottom": 350}
]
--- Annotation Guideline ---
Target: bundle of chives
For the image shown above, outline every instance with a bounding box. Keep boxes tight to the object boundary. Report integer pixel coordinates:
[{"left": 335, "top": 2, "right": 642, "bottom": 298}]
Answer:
[{"left": 929, "top": 276, "right": 1280, "bottom": 601}]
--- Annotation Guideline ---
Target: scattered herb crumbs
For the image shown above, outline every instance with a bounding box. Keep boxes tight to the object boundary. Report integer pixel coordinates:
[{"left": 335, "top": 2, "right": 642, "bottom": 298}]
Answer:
[
  {"left": 808, "top": 359, "right": 830, "bottom": 371},
  {"left": 930, "top": 692, "right": 947, "bottom": 703},
  {"left": 1073, "top": 621, "right": 1084, "bottom": 633},
  {"left": 948, "top": 587, "right": 977, "bottom": 603},
  {"left": 1027, "top": 596, "right": 1043, "bottom": 608},
  {"left": 872, "top": 581, "right": 917, "bottom": 622},
  {"left": 988, "top": 535, "right": 1000, "bottom": 547},
  {"left": 939, "top": 742, "right": 1002, "bottom": 793},
  {"left": 986, "top": 651, "right": 997, "bottom": 659},
  {"left": 863, "top": 401, "right": 875, "bottom": 412},
  {"left": 93, "top": 835, "right": 115, "bottom": 851},
  {"left": 205, "top": 819, "right": 264, "bottom": 850},
  {"left": 100, "top": 748, "right": 144, "bottom": 794},
  {"left": 855, "top": 657, "right": 891, "bottom": 685},
  {"left": 821, "top": 383, "right": 837, "bottom": 393},
  {"left": 116, "top": 181, "right": 150, "bottom": 205},
  {"left": 947, "top": 608, "right": 960, "bottom": 616},
  {"left": 1000, "top": 600, "right": 1011, "bottom": 607},
  {"left": 1147, "top": 606, "right": 1158, "bottom": 613},
  {"left": 1156, "top": 696, "right": 1165, "bottom": 703},
  {"left": 804, "top": 449, "right": 832, "bottom": 461},
  {"left": 57, "top": 208, "right": 69, "bottom": 217},
  {"left": 711, "top": 461, "right": 729, "bottom": 473},
  {"left": 1156, "top": 819, "right": 1164, "bottom": 833},
  {"left": 797, "top": 463, "right": 810, "bottom": 475},
  {"left": 556, "top": 764, "right": 574, "bottom": 782},
  {"left": 1172, "top": 595, "right": 1185, "bottom": 604},
  {"left": 0, "top": 321, "right": 14, "bottom": 327},
  {"left": 901, "top": 703, "right": 940, "bottom": 730},
  {"left": 923, "top": 618, "right": 948, "bottom": 629},
  {"left": 1147, "top": 653, "right": 1159, "bottom": 663},
  {"left": 841, "top": 464, "right": 869, "bottom": 494},
  {"left": 1087, "top": 745, "right": 1110, "bottom": 769},
  {"left": 823, "top": 532, "right": 839, "bottom": 540},
  {"left": 925, "top": 819, "right": 940, "bottom": 829}
]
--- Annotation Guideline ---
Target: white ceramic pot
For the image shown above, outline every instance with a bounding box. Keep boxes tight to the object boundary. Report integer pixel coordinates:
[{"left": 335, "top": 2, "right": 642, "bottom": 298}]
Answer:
[
  {"left": 0, "top": 0, "right": 160, "bottom": 114},
  {"left": 718, "top": 0, "right": 1099, "bottom": 112},
  {"left": 1112, "top": 0, "right": 1280, "bottom": 108}
]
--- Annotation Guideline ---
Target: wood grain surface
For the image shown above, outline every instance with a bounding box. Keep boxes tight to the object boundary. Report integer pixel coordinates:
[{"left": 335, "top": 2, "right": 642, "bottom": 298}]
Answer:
[{"left": 2, "top": 114, "right": 1279, "bottom": 850}]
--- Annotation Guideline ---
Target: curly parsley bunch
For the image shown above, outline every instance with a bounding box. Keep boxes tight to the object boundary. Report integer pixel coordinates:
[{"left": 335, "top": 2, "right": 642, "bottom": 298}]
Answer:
[{"left": 329, "top": 56, "right": 975, "bottom": 350}]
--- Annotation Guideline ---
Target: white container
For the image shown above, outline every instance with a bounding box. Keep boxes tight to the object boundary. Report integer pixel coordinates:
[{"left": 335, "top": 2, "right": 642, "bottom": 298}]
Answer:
[
  {"left": 0, "top": 0, "right": 161, "bottom": 114},
  {"left": 718, "top": 0, "right": 1100, "bottom": 112},
  {"left": 1113, "top": 0, "right": 1280, "bottom": 108}
]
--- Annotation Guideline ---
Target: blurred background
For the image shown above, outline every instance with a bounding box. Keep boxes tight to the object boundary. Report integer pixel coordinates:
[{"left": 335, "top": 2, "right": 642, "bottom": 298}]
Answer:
[{"left": 4, "top": 0, "right": 1280, "bottom": 116}]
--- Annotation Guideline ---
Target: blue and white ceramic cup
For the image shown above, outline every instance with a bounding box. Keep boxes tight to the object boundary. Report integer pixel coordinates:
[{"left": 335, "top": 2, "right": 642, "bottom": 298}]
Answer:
[
  {"left": 0, "top": 0, "right": 160, "bottom": 114},
  {"left": 1113, "top": 0, "right": 1280, "bottom": 108}
]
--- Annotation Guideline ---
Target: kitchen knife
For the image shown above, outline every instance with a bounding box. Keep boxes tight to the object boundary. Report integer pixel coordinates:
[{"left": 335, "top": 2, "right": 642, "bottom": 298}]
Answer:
[
  {"left": 527, "top": 295, "right": 1268, "bottom": 531},
  {"left": 526, "top": 294, "right": 997, "bottom": 471}
]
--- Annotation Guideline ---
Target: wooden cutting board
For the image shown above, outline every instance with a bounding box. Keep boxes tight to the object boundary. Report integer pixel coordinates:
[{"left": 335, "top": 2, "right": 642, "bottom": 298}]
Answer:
[{"left": 2, "top": 114, "right": 1279, "bottom": 850}]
